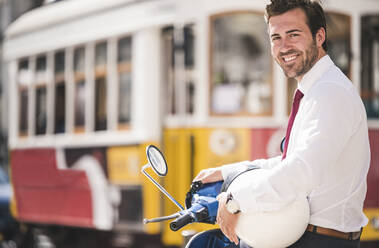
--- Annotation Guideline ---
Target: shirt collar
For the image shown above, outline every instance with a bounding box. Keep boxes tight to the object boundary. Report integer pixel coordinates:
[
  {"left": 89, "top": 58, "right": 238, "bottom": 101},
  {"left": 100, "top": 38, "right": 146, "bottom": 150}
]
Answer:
[{"left": 297, "top": 55, "right": 334, "bottom": 95}]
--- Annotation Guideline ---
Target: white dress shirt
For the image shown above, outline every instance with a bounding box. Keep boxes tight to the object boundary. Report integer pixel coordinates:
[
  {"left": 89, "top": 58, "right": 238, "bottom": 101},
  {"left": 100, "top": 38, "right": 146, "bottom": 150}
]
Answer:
[{"left": 221, "top": 55, "right": 370, "bottom": 232}]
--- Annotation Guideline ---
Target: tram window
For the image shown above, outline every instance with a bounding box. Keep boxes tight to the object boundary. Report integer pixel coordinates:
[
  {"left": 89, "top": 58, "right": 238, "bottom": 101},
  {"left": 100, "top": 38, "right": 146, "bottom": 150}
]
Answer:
[
  {"left": 210, "top": 13, "right": 272, "bottom": 116},
  {"left": 162, "top": 25, "right": 196, "bottom": 116},
  {"left": 35, "top": 55, "right": 47, "bottom": 135},
  {"left": 286, "top": 12, "right": 351, "bottom": 115},
  {"left": 326, "top": 13, "right": 351, "bottom": 77},
  {"left": 55, "top": 51, "right": 65, "bottom": 75},
  {"left": 75, "top": 81, "right": 85, "bottom": 131},
  {"left": 36, "top": 55, "right": 47, "bottom": 72},
  {"left": 118, "top": 72, "right": 131, "bottom": 125},
  {"left": 361, "top": 15, "right": 379, "bottom": 118},
  {"left": 95, "top": 77, "right": 107, "bottom": 130},
  {"left": 18, "top": 59, "right": 30, "bottom": 136},
  {"left": 162, "top": 27, "right": 176, "bottom": 115},
  {"left": 55, "top": 84, "right": 65, "bottom": 133},
  {"left": 118, "top": 37, "right": 132, "bottom": 127},
  {"left": 184, "top": 26, "right": 195, "bottom": 114},
  {"left": 74, "top": 47, "right": 85, "bottom": 132},
  {"left": 54, "top": 50, "right": 65, "bottom": 134},
  {"left": 19, "top": 90, "right": 28, "bottom": 136},
  {"left": 118, "top": 37, "right": 132, "bottom": 62},
  {"left": 95, "top": 42, "right": 107, "bottom": 68},
  {"left": 74, "top": 47, "right": 85, "bottom": 72},
  {"left": 95, "top": 42, "right": 107, "bottom": 131},
  {"left": 36, "top": 87, "right": 47, "bottom": 135},
  {"left": 184, "top": 26, "right": 195, "bottom": 68}
]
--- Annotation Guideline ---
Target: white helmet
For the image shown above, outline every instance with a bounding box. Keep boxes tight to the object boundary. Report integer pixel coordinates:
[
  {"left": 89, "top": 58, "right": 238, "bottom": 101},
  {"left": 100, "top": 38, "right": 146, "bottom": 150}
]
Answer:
[{"left": 227, "top": 169, "right": 310, "bottom": 248}]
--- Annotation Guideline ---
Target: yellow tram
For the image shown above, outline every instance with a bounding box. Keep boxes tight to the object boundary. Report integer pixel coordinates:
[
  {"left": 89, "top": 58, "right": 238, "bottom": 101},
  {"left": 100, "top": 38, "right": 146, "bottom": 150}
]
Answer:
[{"left": 3, "top": 0, "right": 379, "bottom": 247}]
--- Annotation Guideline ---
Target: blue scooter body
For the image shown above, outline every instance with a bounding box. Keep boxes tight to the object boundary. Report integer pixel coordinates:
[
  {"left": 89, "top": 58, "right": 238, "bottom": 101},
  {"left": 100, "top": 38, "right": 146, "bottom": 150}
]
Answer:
[
  {"left": 170, "top": 181, "right": 223, "bottom": 230},
  {"left": 169, "top": 181, "right": 239, "bottom": 248},
  {"left": 185, "top": 229, "right": 238, "bottom": 248}
]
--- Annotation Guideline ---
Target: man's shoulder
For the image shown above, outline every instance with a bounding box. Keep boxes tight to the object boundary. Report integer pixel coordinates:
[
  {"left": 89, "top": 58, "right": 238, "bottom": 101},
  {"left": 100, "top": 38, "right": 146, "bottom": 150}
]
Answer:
[
  {"left": 321, "top": 65, "right": 353, "bottom": 86},
  {"left": 310, "top": 65, "right": 356, "bottom": 97},
  {"left": 307, "top": 65, "right": 365, "bottom": 118}
]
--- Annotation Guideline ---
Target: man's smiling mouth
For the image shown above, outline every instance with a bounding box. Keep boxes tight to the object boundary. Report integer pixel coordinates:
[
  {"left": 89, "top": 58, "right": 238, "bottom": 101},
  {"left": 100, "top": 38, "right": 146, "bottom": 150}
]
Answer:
[{"left": 282, "top": 54, "right": 298, "bottom": 63}]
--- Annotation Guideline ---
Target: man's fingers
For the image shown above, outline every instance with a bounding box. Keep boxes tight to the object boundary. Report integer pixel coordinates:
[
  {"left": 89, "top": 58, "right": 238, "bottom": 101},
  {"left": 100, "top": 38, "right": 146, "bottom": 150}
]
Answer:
[
  {"left": 192, "top": 170, "right": 207, "bottom": 182},
  {"left": 192, "top": 171, "right": 206, "bottom": 182},
  {"left": 220, "top": 226, "right": 230, "bottom": 240},
  {"left": 227, "top": 229, "right": 239, "bottom": 245},
  {"left": 221, "top": 226, "right": 238, "bottom": 245},
  {"left": 202, "top": 171, "right": 221, "bottom": 183},
  {"left": 192, "top": 168, "right": 223, "bottom": 183},
  {"left": 230, "top": 231, "right": 239, "bottom": 245},
  {"left": 201, "top": 177, "right": 211, "bottom": 183},
  {"left": 217, "top": 192, "right": 226, "bottom": 201}
]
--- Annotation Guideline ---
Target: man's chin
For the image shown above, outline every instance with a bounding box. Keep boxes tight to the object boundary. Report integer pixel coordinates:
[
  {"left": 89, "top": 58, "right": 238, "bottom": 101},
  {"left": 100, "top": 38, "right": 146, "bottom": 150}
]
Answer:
[
  {"left": 283, "top": 69, "right": 297, "bottom": 79},
  {"left": 277, "top": 61, "right": 301, "bottom": 79}
]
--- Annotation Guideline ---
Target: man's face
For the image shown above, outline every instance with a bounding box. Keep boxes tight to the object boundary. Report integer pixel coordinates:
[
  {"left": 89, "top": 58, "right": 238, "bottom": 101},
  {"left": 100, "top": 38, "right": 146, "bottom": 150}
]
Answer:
[{"left": 268, "top": 8, "right": 320, "bottom": 81}]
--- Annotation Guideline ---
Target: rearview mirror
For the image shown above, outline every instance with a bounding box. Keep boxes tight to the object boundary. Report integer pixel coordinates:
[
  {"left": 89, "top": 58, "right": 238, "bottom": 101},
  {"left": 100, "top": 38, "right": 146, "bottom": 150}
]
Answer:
[
  {"left": 146, "top": 145, "right": 168, "bottom": 177},
  {"left": 141, "top": 145, "right": 184, "bottom": 211}
]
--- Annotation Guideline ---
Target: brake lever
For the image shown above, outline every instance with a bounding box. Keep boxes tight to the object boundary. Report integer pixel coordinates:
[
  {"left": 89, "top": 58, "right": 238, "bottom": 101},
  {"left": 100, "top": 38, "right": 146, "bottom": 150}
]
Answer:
[{"left": 143, "top": 213, "right": 181, "bottom": 224}]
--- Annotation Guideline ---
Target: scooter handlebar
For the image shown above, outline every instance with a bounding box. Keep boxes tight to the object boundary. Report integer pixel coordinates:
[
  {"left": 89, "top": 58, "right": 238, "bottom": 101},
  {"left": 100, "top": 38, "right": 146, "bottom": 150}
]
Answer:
[{"left": 170, "top": 213, "right": 194, "bottom": 231}]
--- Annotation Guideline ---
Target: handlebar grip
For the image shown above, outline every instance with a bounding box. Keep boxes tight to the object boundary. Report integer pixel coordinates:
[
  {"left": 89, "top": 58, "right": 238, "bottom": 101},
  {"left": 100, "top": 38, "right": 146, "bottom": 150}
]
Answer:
[{"left": 170, "top": 213, "right": 193, "bottom": 231}]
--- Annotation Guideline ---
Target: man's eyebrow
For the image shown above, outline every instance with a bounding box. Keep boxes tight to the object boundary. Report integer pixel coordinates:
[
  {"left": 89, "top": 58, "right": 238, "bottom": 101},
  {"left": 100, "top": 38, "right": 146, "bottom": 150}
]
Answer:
[
  {"left": 270, "top": 29, "right": 303, "bottom": 38},
  {"left": 286, "top": 29, "right": 302, "bottom": 34}
]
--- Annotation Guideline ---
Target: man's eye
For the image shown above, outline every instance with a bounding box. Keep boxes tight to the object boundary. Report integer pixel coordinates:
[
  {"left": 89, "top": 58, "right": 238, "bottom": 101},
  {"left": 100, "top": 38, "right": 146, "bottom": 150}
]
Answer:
[
  {"left": 272, "top": 37, "right": 280, "bottom": 41},
  {"left": 289, "top": 33, "right": 299, "bottom": 37}
]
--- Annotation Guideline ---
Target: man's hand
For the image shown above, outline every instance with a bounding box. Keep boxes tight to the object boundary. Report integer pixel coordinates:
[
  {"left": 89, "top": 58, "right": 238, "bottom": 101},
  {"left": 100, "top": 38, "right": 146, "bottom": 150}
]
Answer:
[
  {"left": 216, "top": 192, "right": 240, "bottom": 245},
  {"left": 192, "top": 167, "right": 223, "bottom": 183}
]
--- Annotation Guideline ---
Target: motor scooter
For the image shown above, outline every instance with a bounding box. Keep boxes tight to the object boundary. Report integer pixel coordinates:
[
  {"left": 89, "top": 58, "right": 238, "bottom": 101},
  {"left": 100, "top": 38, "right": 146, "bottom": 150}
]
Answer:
[
  {"left": 141, "top": 145, "right": 310, "bottom": 248},
  {"left": 141, "top": 145, "right": 241, "bottom": 247}
]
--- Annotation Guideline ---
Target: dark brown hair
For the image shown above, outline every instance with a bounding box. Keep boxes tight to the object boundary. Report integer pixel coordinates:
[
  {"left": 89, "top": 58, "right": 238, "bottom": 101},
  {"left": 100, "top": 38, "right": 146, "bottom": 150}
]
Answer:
[{"left": 265, "top": 0, "right": 328, "bottom": 51}]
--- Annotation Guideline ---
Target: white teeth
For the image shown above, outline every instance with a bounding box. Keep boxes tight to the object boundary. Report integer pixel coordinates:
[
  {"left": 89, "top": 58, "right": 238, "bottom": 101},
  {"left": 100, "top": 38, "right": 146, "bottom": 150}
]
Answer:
[{"left": 283, "top": 56, "right": 297, "bottom": 62}]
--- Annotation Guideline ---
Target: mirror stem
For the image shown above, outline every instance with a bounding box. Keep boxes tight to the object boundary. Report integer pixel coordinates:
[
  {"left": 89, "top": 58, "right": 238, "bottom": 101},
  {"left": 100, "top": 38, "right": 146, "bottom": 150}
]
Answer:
[
  {"left": 141, "top": 166, "right": 184, "bottom": 210},
  {"left": 142, "top": 163, "right": 150, "bottom": 171}
]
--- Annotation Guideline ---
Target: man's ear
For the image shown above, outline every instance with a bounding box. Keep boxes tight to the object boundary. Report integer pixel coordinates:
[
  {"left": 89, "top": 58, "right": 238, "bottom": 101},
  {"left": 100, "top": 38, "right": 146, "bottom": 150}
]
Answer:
[{"left": 315, "top": 27, "right": 326, "bottom": 48}]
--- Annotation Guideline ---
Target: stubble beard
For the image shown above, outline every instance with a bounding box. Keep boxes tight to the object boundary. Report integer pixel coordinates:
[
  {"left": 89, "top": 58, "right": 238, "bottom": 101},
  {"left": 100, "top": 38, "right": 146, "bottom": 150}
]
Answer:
[{"left": 279, "top": 40, "right": 319, "bottom": 80}]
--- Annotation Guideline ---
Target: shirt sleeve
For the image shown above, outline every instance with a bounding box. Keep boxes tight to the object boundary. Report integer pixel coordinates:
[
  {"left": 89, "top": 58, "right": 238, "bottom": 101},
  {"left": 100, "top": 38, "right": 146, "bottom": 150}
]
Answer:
[
  {"left": 230, "top": 83, "right": 360, "bottom": 213},
  {"left": 221, "top": 160, "right": 260, "bottom": 180},
  {"left": 221, "top": 156, "right": 281, "bottom": 180},
  {"left": 258, "top": 156, "right": 282, "bottom": 169}
]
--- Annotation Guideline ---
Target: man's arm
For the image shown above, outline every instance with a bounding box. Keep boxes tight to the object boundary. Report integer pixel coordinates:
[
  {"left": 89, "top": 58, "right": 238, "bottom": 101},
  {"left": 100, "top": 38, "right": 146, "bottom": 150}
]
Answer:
[
  {"left": 230, "top": 83, "right": 360, "bottom": 213},
  {"left": 193, "top": 157, "right": 282, "bottom": 183}
]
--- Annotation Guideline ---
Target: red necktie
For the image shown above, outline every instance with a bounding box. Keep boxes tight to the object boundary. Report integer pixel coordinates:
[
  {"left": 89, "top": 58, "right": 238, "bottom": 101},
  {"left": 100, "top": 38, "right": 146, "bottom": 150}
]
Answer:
[{"left": 282, "top": 89, "right": 304, "bottom": 160}]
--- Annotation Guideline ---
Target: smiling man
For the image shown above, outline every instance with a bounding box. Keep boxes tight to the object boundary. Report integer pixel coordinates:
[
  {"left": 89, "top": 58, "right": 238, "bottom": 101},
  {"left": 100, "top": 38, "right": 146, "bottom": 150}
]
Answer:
[
  {"left": 193, "top": 0, "right": 371, "bottom": 247},
  {"left": 268, "top": 2, "right": 325, "bottom": 82},
  {"left": 270, "top": 10, "right": 322, "bottom": 81}
]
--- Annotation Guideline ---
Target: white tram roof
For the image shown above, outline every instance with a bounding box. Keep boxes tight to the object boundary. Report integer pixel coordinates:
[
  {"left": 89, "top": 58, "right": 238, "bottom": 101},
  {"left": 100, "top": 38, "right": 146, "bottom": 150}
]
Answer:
[
  {"left": 4, "top": 0, "right": 379, "bottom": 61},
  {"left": 3, "top": 0, "right": 177, "bottom": 60},
  {"left": 6, "top": 0, "right": 139, "bottom": 38},
  {"left": 6, "top": 0, "right": 379, "bottom": 39}
]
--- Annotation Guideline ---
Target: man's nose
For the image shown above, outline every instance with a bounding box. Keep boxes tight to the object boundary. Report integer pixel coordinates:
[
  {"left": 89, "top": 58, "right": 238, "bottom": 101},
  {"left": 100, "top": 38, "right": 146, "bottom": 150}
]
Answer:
[{"left": 279, "top": 37, "right": 292, "bottom": 52}]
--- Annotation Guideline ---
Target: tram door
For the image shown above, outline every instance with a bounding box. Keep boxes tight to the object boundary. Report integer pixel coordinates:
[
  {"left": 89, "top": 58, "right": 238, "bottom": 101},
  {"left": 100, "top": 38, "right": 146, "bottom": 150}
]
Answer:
[
  {"left": 361, "top": 15, "right": 379, "bottom": 118},
  {"left": 161, "top": 24, "right": 199, "bottom": 246}
]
